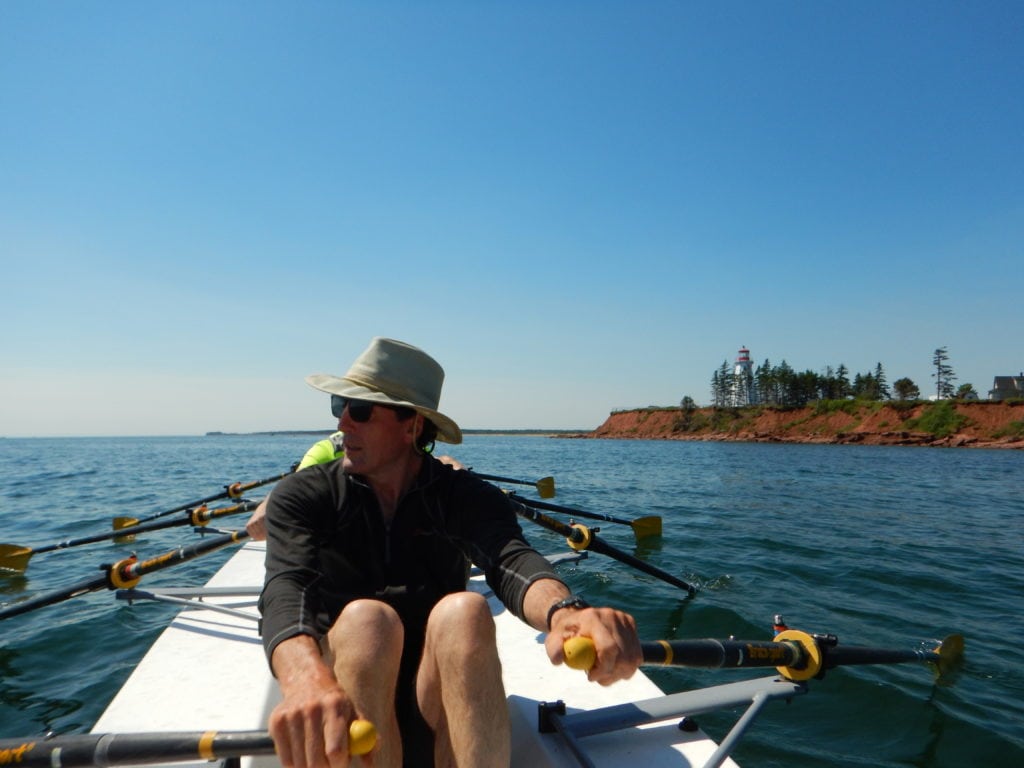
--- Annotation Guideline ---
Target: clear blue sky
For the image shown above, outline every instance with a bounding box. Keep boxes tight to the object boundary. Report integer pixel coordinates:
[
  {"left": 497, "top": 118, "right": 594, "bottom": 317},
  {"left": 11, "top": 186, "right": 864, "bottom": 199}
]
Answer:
[{"left": 2, "top": 1, "right": 1021, "bottom": 437}]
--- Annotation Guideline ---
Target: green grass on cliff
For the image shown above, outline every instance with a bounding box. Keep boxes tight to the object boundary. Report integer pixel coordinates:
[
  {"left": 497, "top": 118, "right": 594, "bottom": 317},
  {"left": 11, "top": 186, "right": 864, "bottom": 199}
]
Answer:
[
  {"left": 904, "top": 400, "right": 968, "bottom": 438},
  {"left": 994, "top": 420, "right": 1024, "bottom": 439}
]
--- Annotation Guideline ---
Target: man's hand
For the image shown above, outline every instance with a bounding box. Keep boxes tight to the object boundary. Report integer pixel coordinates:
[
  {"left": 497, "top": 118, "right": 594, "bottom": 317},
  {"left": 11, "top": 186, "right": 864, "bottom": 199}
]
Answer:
[
  {"left": 245, "top": 498, "right": 268, "bottom": 541},
  {"left": 270, "top": 636, "right": 365, "bottom": 768},
  {"left": 437, "top": 454, "right": 465, "bottom": 470},
  {"left": 544, "top": 605, "right": 642, "bottom": 686}
]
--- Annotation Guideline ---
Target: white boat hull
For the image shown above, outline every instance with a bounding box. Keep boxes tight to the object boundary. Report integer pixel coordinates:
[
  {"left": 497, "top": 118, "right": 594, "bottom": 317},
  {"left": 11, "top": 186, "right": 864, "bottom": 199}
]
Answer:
[{"left": 93, "top": 541, "right": 740, "bottom": 767}]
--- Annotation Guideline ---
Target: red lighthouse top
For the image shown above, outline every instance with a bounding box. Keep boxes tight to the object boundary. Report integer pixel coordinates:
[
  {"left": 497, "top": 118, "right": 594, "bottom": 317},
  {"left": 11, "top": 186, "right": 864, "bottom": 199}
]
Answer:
[{"left": 736, "top": 347, "right": 750, "bottom": 362}]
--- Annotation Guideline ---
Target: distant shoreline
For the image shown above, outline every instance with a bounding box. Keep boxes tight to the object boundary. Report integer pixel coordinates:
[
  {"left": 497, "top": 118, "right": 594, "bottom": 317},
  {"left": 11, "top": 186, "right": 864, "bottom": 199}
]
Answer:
[
  {"left": 580, "top": 401, "right": 1024, "bottom": 449},
  {"left": 205, "top": 429, "right": 585, "bottom": 437}
]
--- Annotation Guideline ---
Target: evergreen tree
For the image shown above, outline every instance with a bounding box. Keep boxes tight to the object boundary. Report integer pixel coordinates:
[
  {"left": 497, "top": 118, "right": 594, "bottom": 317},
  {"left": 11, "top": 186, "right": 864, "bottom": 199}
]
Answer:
[
  {"left": 711, "top": 361, "right": 734, "bottom": 407},
  {"left": 852, "top": 371, "right": 880, "bottom": 400},
  {"left": 836, "top": 364, "right": 851, "bottom": 399},
  {"left": 932, "top": 347, "right": 957, "bottom": 399},
  {"left": 710, "top": 368, "right": 722, "bottom": 408},
  {"left": 756, "top": 359, "right": 775, "bottom": 405},
  {"left": 874, "top": 362, "right": 890, "bottom": 400}
]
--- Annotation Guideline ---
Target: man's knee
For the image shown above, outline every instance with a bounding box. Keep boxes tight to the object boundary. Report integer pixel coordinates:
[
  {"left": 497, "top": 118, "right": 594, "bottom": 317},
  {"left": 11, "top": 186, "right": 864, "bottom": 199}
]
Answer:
[
  {"left": 326, "top": 599, "right": 404, "bottom": 659},
  {"left": 426, "top": 592, "right": 496, "bottom": 648}
]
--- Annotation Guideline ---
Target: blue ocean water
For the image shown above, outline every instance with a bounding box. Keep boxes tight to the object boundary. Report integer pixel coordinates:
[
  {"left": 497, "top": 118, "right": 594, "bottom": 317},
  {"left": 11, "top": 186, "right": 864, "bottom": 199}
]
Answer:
[{"left": 1, "top": 435, "right": 1022, "bottom": 767}]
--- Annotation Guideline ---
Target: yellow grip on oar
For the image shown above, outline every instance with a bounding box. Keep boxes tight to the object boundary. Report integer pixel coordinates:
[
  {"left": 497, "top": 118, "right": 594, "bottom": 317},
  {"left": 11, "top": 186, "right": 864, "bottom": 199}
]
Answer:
[
  {"left": 772, "top": 629, "right": 822, "bottom": 681},
  {"left": 107, "top": 555, "right": 142, "bottom": 589},
  {"left": 563, "top": 636, "right": 597, "bottom": 671},
  {"left": 349, "top": 719, "right": 377, "bottom": 756},
  {"left": 188, "top": 505, "right": 211, "bottom": 527}
]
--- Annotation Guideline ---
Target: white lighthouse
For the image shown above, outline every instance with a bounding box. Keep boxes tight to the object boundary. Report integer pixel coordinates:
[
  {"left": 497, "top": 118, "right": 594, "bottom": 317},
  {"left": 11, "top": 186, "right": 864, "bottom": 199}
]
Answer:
[{"left": 732, "top": 346, "right": 757, "bottom": 406}]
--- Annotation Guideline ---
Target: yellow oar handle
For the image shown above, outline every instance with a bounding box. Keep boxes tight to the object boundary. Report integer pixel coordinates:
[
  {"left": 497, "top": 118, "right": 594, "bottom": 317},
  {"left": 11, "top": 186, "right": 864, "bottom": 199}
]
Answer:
[
  {"left": 563, "top": 636, "right": 598, "bottom": 670},
  {"left": 349, "top": 719, "right": 376, "bottom": 756}
]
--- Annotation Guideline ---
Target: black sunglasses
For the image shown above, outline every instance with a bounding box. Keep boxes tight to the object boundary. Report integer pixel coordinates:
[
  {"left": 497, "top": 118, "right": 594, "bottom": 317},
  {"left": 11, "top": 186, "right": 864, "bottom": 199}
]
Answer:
[
  {"left": 331, "top": 395, "right": 415, "bottom": 423},
  {"left": 331, "top": 396, "right": 375, "bottom": 422}
]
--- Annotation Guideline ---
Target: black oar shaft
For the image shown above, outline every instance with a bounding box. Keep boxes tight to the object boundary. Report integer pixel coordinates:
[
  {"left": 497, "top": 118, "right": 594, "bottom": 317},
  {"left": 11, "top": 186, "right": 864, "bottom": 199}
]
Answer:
[
  {"left": 0, "top": 722, "right": 376, "bottom": 767},
  {"left": 512, "top": 501, "right": 695, "bottom": 595},
  {"left": 0, "top": 731, "right": 275, "bottom": 768},
  {"left": 0, "top": 531, "right": 249, "bottom": 621},
  {"left": 825, "top": 645, "right": 939, "bottom": 667},
  {"left": 114, "top": 501, "right": 260, "bottom": 540},
  {"left": 115, "top": 531, "right": 249, "bottom": 584},
  {"left": 567, "top": 634, "right": 960, "bottom": 680},
  {"left": 641, "top": 639, "right": 802, "bottom": 669},
  {"left": 510, "top": 493, "right": 633, "bottom": 527},
  {"left": 0, "top": 575, "right": 108, "bottom": 620},
  {"left": 131, "top": 470, "right": 290, "bottom": 525},
  {"left": 641, "top": 638, "right": 948, "bottom": 672},
  {"left": 587, "top": 536, "right": 696, "bottom": 595},
  {"left": 474, "top": 472, "right": 535, "bottom": 485}
]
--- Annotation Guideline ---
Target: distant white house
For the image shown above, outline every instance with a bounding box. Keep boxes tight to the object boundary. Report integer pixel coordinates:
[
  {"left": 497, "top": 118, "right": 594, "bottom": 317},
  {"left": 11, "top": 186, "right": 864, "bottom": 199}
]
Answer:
[{"left": 989, "top": 374, "right": 1024, "bottom": 401}]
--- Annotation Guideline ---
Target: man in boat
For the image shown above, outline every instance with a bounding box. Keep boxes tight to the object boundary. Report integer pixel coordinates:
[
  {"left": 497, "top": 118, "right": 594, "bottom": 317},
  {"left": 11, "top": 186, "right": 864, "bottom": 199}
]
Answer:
[
  {"left": 244, "top": 432, "right": 463, "bottom": 540},
  {"left": 259, "top": 337, "right": 641, "bottom": 768}
]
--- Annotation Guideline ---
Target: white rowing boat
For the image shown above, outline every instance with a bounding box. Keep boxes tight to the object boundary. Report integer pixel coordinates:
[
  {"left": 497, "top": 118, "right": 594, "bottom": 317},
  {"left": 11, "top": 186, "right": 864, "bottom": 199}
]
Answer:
[{"left": 90, "top": 540, "right": 805, "bottom": 767}]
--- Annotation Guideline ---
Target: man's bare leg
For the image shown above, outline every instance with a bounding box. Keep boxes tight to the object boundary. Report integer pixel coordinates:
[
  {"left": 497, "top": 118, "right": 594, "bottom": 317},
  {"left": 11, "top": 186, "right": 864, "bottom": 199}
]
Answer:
[
  {"left": 325, "top": 599, "right": 405, "bottom": 768},
  {"left": 416, "top": 592, "right": 510, "bottom": 767}
]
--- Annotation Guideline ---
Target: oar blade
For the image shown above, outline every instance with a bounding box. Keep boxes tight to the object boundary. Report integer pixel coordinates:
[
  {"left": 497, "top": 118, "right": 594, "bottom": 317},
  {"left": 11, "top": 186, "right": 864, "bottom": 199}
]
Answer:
[
  {"left": 112, "top": 517, "right": 139, "bottom": 543},
  {"left": 535, "top": 476, "right": 556, "bottom": 498},
  {"left": 933, "top": 633, "right": 965, "bottom": 677},
  {"left": 630, "top": 516, "right": 662, "bottom": 540},
  {"left": 0, "top": 544, "right": 33, "bottom": 574}
]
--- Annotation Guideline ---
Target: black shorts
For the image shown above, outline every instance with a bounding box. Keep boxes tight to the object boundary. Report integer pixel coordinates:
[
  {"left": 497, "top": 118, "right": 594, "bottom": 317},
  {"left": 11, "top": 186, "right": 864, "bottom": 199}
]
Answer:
[{"left": 396, "top": 622, "right": 434, "bottom": 768}]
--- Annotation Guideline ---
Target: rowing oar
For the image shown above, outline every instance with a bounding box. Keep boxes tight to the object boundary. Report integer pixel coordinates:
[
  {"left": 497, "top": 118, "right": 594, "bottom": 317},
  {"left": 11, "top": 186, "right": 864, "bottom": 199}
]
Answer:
[
  {"left": 508, "top": 492, "right": 661, "bottom": 541},
  {"left": 511, "top": 498, "right": 695, "bottom": 596},
  {"left": 472, "top": 471, "right": 556, "bottom": 499},
  {"left": 563, "top": 631, "right": 965, "bottom": 681},
  {"left": 0, "top": 530, "right": 250, "bottom": 621},
  {"left": 111, "top": 469, "right": 293, "bottom": 529},
  {"left": 0, "top": 501, "right": 261, "bottom": 574},
  {"left": 0, "top": 722, "right": 377, "bottom": 768}
]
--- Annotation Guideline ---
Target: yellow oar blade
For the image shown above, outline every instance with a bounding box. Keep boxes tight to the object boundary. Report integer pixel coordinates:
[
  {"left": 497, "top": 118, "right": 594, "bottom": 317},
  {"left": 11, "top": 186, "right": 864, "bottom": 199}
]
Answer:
[
  {"left": 630, "top": 516, "right": 662, "bottom": 540},
  {"left": 934, "top": 634, "right": 965, "bottom": 677},
  {"left": 112, "top": 516, "right": 139, "bottom": 543},
  {"left": 536, "top": 476, "right": 556, "bottom": 498},
  {"left": 0, "top": 544, "right": 33, "bottom": 573}
]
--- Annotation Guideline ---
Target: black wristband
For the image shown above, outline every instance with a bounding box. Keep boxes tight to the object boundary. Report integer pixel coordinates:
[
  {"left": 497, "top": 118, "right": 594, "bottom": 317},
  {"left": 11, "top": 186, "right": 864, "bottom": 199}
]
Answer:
[{"left": 546, "top": 594, "right": 590, "bottom": 630}]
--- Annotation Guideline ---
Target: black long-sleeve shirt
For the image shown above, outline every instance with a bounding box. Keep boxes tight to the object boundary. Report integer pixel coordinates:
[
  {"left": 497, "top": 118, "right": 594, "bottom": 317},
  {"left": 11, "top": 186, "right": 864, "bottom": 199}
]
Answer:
[{"left": 259, "top": 456, "right": 561, "bottom": 664}]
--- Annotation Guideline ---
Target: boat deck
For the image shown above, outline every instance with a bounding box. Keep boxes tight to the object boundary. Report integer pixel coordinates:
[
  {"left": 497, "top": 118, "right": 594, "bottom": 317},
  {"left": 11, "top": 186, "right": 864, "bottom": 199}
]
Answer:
[{"left": 92, "top": 541, "right": 744, "bottom": 767}]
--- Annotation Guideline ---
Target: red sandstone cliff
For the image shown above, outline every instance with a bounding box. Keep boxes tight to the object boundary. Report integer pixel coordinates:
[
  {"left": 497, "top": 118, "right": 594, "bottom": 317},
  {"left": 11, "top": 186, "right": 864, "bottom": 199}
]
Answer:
[{"left": 586, "top": 401, "right": 1024, "bottom": 449}]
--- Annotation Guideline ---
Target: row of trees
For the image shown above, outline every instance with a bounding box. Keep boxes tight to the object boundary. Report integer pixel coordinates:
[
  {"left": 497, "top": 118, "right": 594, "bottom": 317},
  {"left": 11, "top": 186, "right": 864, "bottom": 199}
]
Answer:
[{"left": 705, "top": 347, "right": 976, "bottom": 409}]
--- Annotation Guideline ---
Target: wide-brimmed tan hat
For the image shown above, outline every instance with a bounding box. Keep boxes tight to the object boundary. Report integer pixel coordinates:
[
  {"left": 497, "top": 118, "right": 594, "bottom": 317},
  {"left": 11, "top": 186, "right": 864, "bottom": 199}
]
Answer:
[{"left": 305, "top": 337, "right": 462, "bottom": 444}]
